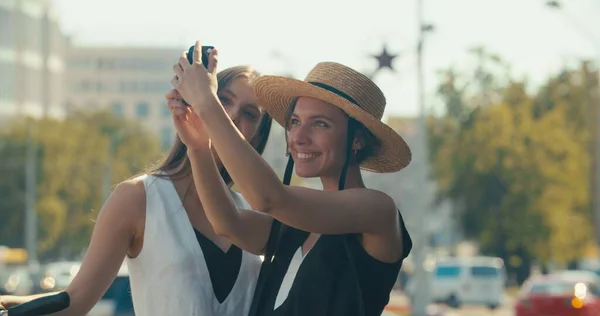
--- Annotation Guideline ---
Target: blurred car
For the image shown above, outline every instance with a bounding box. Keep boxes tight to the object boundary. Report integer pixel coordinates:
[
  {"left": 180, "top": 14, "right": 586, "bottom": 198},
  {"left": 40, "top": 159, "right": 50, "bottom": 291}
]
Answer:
[
  {"left": 515, "top": 273, "right": 600, "bottom": 316},
  {"left": 406, "top": 256, "right": 507, "bottom": 309},
  {"left": 43, "top": 261, "right": 81, "bottom": 290},
  {"left": 552, "top": 270, "right": 600, "bottom": 284},
  {"left": 87, "top": 264, "right": 134, "bottom": 316},
  {"left": 0, "top": 266, "right": 34, "bottom": 296}
]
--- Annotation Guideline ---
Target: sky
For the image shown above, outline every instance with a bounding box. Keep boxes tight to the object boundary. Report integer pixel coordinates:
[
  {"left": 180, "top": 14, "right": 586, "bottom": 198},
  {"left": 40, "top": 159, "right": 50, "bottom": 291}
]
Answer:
[{"left": 51, "top": 0, "right": 600, "bottom": 118}]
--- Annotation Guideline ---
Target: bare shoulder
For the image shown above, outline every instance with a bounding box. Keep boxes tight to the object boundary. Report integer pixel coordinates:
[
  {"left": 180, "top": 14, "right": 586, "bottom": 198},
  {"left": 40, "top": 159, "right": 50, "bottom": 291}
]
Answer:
[
  {"left": 350, "top": 188, "right": 397, "bottom": 217},
  {"left": 99, "top": 175, "right": 147, "bottom": 221},
  {"left": 363, "top": 188, "right": 396, "bottom": 205},
  {"left": 114, "top": 176, "right": 146, "bottom": 199},
  {"left": 359, "top": 189, "right": 403, "bottom": 263}
]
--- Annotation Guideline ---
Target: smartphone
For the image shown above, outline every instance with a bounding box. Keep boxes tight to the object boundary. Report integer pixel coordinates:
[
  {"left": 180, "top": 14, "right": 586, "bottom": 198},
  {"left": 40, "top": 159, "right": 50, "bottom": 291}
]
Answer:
[
  {"left": 181, "top": 44, "right": 214, "bottom": 106},
  {"left": 188, "top": 45, "right": 214, "bottom": 67}
]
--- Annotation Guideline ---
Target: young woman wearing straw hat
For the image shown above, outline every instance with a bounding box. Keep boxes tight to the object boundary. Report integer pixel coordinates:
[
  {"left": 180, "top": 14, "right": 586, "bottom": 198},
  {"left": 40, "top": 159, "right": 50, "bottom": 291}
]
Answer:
[{"left": 171, "top": 42, "right": 413, "bottom": 316}]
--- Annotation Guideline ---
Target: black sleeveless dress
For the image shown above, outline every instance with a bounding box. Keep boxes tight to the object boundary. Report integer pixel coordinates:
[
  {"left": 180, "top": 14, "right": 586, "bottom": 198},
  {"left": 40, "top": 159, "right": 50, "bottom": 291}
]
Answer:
[
  {"left": 194, "top": 229, "right": 243, "bottom": 303},
  {"left": 252, "top": 211, "right": 412, "bottom": 316}
]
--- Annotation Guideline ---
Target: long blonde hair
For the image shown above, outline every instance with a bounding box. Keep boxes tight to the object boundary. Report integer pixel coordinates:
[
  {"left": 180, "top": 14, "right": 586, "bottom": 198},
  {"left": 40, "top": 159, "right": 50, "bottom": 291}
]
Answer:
[{"left": 150, "top": 65, "right": 273, "bottom": 186}]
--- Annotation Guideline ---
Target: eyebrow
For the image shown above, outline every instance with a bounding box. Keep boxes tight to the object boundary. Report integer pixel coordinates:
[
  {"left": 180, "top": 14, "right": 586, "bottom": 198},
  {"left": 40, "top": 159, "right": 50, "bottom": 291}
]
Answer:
[
  {"left": 220, "top": 88, "right": 236, "bottom": 99},
  {"left": 291, "top": 113, "right": 334, "bottom": 121},
  {"left": 246, "top": 103, "right": 261, "bottom": 113},
  {"left": 220, "top": 89, "right": 260, "bottom": 112}
]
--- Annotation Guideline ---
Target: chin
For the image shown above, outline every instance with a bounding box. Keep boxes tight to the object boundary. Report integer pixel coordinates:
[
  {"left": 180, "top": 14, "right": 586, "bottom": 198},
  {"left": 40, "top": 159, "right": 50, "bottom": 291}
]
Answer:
[{"left": 294, "top": 167, "right": 321, "bottom": 179}]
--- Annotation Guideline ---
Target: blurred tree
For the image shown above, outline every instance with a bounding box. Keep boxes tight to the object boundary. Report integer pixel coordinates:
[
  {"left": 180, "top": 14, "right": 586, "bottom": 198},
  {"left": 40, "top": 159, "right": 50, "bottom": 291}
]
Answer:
[
  {"left": 428, "top": 49, "right": 594, "bottom": 284},
  {"left": 453, "top": 101, "right": 589, "bottom": 258},
  {"left": 0, "top": 110, "right": 162, "bottom": 260},
  {"left": 534, "top": 62, "right": 598, "bottom": 228},
  {"left": 0, "top": 138, "right": 28, "bottom": 248}
]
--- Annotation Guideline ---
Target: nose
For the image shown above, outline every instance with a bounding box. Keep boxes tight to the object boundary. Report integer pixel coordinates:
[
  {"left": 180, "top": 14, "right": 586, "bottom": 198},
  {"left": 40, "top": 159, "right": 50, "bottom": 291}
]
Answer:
[{"left": 289, "top": 123, "right": 311, "bottom": 146}]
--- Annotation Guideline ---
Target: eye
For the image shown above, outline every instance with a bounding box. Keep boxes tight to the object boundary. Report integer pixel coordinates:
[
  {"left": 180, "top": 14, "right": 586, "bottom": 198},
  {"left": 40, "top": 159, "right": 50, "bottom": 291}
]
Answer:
[
  {"left": 289, "top": 118, "right": 300, "bottom": 125},
  {"left": 219, "top": 96, "right": 230, "bottom": 105},
  {"left": 313, "top": 120, "right": 329, "bottom": 128},
  {"left": 244, "top": 110, "right": 259, "bottom": 120}
]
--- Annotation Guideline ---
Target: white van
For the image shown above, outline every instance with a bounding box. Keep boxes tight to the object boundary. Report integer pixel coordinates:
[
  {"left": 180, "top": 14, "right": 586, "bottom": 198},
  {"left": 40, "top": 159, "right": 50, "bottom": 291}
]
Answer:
[{"left": 408, "top": 256, "right": 507, "bottom": 309}]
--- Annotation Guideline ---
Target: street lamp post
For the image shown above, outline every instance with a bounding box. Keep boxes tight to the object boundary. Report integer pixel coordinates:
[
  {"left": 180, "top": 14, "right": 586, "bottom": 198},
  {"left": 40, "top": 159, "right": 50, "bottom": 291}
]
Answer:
[
  {"left": 411, "top": 0, "right": 435, "bottom": 314},
  {"left": 369, "top": 3, "right": 435, "bottom": 312},
  {"left": 25, "top": 125, "right": 39, "bottom": 269},
  {"left": 546, "top": 0, "right": 600, "bottom": 250},
  {"left": 102, "top": 131, "right": 123, "bottom": 201}
]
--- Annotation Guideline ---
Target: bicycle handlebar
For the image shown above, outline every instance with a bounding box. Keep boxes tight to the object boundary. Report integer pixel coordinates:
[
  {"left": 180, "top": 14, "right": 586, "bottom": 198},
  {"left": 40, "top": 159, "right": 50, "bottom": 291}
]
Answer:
[{"left": 0, "top": 292, "right": 70, "bottom": 316}]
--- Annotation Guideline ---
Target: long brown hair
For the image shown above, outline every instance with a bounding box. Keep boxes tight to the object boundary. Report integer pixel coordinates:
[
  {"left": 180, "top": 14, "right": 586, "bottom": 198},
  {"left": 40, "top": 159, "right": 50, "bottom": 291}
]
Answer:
[{"left": 150, "top": 65, "right": 272, "bottom": 186}]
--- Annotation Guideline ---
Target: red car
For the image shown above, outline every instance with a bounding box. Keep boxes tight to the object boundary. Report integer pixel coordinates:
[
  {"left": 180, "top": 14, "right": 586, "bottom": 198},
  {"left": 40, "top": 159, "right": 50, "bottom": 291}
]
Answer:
[{"left": 515, "top": 272, "right": 600, "bottom": 316}]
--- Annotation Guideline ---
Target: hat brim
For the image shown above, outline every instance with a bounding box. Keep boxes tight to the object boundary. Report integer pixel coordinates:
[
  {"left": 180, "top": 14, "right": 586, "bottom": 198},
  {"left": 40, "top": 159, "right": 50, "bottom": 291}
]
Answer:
[{"left": 253, "top": 75, "right": 412, "bottom": 173}]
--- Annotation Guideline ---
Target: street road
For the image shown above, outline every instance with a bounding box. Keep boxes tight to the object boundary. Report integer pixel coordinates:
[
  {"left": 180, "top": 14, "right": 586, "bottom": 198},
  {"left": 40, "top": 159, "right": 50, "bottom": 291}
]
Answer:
[{"left": 383, "top": 292, "right": 515, "bottom": 316}]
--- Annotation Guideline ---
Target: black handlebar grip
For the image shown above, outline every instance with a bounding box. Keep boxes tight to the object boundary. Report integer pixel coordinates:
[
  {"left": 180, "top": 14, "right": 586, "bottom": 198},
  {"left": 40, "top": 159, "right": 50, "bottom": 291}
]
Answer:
[{"left": 7, "top": 292, "right": 70, "bottom": 316}]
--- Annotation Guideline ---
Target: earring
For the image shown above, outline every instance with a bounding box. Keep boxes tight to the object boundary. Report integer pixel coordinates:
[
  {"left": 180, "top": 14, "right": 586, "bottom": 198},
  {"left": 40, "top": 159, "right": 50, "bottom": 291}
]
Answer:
[{"left": 352, "top": 149, "right": 358, "bottom": 156}]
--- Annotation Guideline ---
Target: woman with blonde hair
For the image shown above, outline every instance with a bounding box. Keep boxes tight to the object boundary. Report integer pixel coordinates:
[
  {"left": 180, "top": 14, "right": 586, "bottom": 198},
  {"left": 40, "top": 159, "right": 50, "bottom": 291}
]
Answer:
[{"left": 1, "top": 64, "right": 273, "bottom": 316}]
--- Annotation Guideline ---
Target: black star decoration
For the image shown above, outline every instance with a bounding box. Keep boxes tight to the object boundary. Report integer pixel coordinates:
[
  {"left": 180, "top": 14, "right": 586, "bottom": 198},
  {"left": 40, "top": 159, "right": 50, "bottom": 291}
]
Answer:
[{"left": 373, "top": 44, "right": 398, "bottom": 72}]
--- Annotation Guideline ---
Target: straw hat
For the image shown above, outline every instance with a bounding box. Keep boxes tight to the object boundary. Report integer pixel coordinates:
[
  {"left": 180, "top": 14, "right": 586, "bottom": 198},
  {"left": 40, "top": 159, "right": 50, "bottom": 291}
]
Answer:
[{"left": 253, "top": 62, "right": 411, "bottom": 173}]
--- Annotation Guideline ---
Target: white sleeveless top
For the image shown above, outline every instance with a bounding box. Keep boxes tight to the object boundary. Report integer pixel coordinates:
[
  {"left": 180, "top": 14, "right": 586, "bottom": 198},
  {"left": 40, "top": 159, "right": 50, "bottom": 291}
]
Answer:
[{"left": 125, "top": 174, "right": 262, "bottom": 316}]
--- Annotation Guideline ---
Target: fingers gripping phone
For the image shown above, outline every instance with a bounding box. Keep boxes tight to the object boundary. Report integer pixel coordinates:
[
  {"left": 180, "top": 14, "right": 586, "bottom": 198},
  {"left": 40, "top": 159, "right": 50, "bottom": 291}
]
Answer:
[
  {"left": 189, "top": 45, "right": 214, "bottom": 67},
  {"left": 181, "top": 44, "right": 214, "bottom": 106}
]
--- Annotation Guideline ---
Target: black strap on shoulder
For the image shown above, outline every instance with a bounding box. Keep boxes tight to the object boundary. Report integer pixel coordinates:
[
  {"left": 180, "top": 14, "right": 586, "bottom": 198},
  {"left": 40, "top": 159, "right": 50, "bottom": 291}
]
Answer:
[
  {"left": 339, "top": 121, "right": 366, "bottom": 316},
  {"left": 247, "top": 156, "right": 295, "bottom": 316},
  {"left": 247, "top": 219, "right": 282, "bottom": 316}
]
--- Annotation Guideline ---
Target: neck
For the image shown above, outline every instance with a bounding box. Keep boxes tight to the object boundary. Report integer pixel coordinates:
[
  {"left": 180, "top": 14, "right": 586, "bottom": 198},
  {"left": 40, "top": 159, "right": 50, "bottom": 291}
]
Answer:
[{"left": 320, "top": 163, "right": 365, "bottom": 191}]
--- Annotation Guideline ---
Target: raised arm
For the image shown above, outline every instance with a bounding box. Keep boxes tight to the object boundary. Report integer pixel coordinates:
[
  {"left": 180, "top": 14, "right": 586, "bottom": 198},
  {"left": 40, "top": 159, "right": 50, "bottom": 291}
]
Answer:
[
  {"left": 165, "top": 86, "right": 273, "bottom": 256},
  {"left": 194, "top": 98, "right": 398, "bottom": 236},
  {"left": 173, "top": 46, "right": 398, "bottom": 237},
  {"left": 188, "top": 147, "right": 273, "bottom": 255},
  {"left": 1, "top": 180, "right": 144, "bottom": 315}
]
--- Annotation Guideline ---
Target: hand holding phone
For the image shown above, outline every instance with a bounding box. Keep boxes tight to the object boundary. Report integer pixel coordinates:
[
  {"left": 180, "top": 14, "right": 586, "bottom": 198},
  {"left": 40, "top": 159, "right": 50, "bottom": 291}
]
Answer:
[
  {"left": 188, "top": 45, "right": 214, "bottom": 68},
  {"left": 180, "top": 44, "right": 215, "bottom": 106}
]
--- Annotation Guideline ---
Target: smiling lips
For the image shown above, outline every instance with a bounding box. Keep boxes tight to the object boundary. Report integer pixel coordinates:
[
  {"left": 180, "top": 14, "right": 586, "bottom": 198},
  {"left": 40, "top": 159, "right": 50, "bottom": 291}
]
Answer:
[{"left": 294, "top": 152, "right": 321, "bottom": 162}]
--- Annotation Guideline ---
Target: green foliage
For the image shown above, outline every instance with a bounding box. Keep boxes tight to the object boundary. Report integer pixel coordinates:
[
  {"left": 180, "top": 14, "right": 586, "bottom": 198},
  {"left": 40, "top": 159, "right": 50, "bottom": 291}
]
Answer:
[
  {"left": 0, "top": 110, "right": 162, "bottom": 260},
  {"left": 429, "top": 49, "right": 596, "bottom": 270}
]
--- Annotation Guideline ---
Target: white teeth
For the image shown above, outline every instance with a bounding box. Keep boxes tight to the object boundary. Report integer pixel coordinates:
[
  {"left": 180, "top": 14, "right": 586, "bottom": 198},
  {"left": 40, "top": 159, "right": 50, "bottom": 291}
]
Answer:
[{"left": 297, "top": 153, "right": 318, "bottom": 160}]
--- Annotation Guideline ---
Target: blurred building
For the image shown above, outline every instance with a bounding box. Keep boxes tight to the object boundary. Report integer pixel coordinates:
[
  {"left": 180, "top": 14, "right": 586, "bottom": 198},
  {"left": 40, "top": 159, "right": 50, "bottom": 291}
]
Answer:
[
  {"left": 64, "top": 47, "right": 182, "bottom": 149},
  {"left": 0, "top": 0, "right": 67, "bottom": 120}
]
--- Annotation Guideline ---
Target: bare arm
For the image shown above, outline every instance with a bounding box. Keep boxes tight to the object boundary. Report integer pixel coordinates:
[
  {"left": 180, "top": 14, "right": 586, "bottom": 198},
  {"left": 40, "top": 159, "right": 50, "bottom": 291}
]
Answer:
[
  {"left": 188, "top": 147, "right": 273, "bottom": 255},
  {"left": 194, "top": 98, "right": 399, "bottom": 235},
  {"left": 2, "top": 180, "right": 144, "bottom": 315}
]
